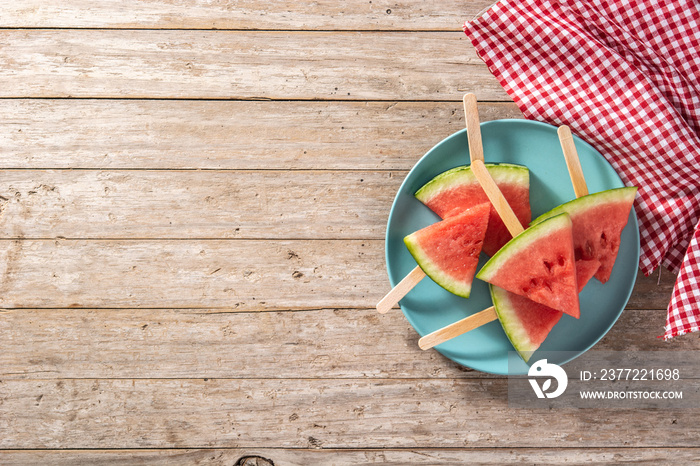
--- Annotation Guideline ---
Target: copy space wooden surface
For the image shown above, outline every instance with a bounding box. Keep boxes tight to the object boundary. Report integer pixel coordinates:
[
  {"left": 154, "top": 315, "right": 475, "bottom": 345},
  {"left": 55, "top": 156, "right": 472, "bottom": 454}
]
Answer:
[{"left": 1, "top": 1, "right": 696, "bottom": 465}]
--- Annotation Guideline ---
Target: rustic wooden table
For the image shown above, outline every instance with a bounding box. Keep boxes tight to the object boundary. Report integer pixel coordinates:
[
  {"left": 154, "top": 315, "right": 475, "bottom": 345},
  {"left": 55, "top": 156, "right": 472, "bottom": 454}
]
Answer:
[{"left": 1, "top": 1, "right": 697, "bottom": 464}]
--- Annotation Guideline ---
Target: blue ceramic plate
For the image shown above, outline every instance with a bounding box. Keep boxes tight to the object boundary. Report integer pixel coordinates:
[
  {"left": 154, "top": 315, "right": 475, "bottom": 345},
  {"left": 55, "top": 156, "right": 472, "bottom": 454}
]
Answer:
[{"left": 385, "top": 120, "right": 640, "bottom": 375}]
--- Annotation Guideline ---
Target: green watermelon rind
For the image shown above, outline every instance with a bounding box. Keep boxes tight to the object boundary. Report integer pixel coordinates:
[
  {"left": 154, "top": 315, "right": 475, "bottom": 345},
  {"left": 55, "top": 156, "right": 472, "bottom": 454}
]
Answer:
[
  {"left": 530, "top": 187, "right": 637, "bottom": 226},
  {"left": 404, "top": 235, "right": 473, "bottom": 298},
  {"left": 414, "top": 163, "right": 529, "bottom": 203},
  {"left": 476, "top": 213, "right": 573, "bottom": 282},
  {"left": 489, "top": 285, "right": 538, "bottom": 362}
]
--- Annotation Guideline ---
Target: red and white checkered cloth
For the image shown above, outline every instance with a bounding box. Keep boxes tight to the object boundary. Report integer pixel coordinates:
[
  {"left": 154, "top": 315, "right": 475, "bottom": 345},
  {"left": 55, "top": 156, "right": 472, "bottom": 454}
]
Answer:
[{"left": 463, "top": 0, "right": 700, "bottom": 339}]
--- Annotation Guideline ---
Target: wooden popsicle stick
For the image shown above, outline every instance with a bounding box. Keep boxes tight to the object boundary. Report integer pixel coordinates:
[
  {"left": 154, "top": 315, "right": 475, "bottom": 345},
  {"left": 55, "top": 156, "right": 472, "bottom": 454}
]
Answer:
[
  {"left": 376, "top": 265, "right": 426, "bottom": 314},
  {"left": 463, "top": 93, "right": 484, "bottom": 163},
  {"left": 462, "top": 92, "right": 524, "bottom": 238},
  {"left": 418, "top": 306, "right": 497, "bottom": 350},
  {"left": 558, "top": 125, "right": 589, "bottom": 198},
  {"left": 471, "top": 159, "right": 525, "bottom": 237}
]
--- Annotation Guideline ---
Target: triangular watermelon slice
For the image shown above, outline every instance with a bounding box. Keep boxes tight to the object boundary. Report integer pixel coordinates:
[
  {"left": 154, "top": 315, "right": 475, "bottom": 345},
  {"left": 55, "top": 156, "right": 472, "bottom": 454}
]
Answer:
[
  {"left": 531, "top": 187, "right": 637, "bottom": 283},
  {"left": 415, "top": 163, "right": 531, "bottom": 257},
  {"left": 490, "top": 285, "right": 562, "bottom": 362},
  {"left": 477, "top": 213, "right": 580, "bottom": 318},
  {"left": 490, "top": 258, "right": 599, "bottom": 362},
  {"left": 404, "top": 203, "right": 490, "bottom": 298}
]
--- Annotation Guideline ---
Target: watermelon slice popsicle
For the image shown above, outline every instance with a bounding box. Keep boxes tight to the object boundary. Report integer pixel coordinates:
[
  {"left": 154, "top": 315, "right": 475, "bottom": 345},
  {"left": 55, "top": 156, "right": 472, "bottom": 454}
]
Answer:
[
  {"left": 375, "top": 94, "right": 497, "bottom": 314},
  {"left": 535, "top": 126, "right": 637, "bottom": 285},
  {"left": 403, "top": 202, "right": 491, "bottom": 298}
]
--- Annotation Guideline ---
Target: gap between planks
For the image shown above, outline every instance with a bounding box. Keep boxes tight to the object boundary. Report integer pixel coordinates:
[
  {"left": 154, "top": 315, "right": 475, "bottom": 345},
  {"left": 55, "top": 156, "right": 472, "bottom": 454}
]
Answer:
[
  {"left": 0, "top": 0, "right": 492, "bottom": 30},
  {"left": 0, "top": 97, "right": 516, "bottom": 102},
  {"left": 0, "top": 28, "right": 466, "bottom": 32},
  {"left": 1, "top": 447, "right": 699, "bottom": 466}
]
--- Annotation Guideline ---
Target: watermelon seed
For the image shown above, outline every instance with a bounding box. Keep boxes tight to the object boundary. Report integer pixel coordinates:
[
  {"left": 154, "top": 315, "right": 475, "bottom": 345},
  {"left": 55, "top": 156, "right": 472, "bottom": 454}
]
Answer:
[
  {"left": 543, "top": 260, "right": 553, "bottom": 273},
  {"left": 600, "top": 232, "right": 608, "bottom": 247},
  {"left": 557, "top": 255, "right": 566, "bottom": 266}
]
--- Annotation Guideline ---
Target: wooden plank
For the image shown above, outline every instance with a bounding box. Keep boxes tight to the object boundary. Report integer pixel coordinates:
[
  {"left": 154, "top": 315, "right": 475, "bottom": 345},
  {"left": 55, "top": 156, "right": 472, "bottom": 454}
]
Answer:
[
  {"left": 0, "top": 170, "right": 402, "bottom": 239},
  {"left": 0, "top": 239, "right": 385, "bottom": 309},
  {"left": 0, "top": 307, "right": 694, "bottom": 380},
  {"left": 0, "top": 30, "right": 505, "bottom": 100},
  {"left": 0, "top": 237, "right": 678, "bottom": 310},
  {"left": 0, "top": 307, "right": 443, "bottom": 380},
  {"left": 0, "top": 1, "right": 494, "bottom": 31},
  {"left": 0, "top": 100, "right": 522, "bottom": 170},
  {"left": 626, "top": 266, "right": 676, "bottom": 310},
  {"left": 1, "top": 447, "right": 699, "bottom": 465},
  {"left": 0, "top": 378, "right": 697, "bottom": 449},
  {"left": 0, "top": 240, "right": 677, "bottom": 310}
]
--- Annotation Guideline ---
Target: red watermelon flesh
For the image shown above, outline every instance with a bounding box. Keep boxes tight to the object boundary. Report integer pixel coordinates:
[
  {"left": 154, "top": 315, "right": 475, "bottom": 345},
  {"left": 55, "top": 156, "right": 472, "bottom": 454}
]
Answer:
[
  {"left": 491, "top": 260, "right": 597, "bottom": 362},
  {"left": 415, "top": 164, "right": 531, "bottom": 257},
  {"left": 404, "top": 203, "right": 490, "bottom": 298},
  {"left": 531, "top": 187, "right": 637, "bottom": 284},
  {"left": 576, "top": 258, "right": 601, "bottom": 290},
  {"left": 490, "top": 285, "right": 562, "bottom": 362},
  {"left": 477, "top": 213, "right": 580, "bottom": 318}
]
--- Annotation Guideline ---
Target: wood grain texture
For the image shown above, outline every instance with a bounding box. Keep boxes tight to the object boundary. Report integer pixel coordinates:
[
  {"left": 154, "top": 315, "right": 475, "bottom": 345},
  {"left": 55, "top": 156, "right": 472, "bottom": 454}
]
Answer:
[
  {"left": 0, "top": 239, "right": 383, "bottom": 309},
  {"left": 2, "top": 448, "right": 699, "bottom": 465},
  {"left": 0, "top": 100, "right": 523, "bottom": 170},
  {"left": 0, "top": 308, "right": 693, "bottom": 380},
  {"left": 0, "top": 99, "right": 522, "bottom": 170},
  {"left": 0, "top": 30, "right": 505, "bottom": 100},
  {"left": 0, "top": 378, "right": 696, "bottom": 449},
  {"left": 0, "top": 170, "right": 401, "bottom": 239},
  {"left": 0, "top": 1, "right": 495, "bottom": 31},
  {"left": 626, "top": 266, "right": 676, "bottom": 310},
  {"left": 0, "top": 239, "right": 676, "bottom": 310}
]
